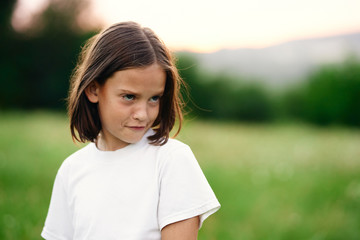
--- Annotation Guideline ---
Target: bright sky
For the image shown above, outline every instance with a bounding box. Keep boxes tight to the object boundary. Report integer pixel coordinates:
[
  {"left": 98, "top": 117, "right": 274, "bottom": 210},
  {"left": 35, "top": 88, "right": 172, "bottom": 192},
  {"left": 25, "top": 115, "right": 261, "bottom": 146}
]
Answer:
[{"left": 13, "top": 0, "right": 360, "bottom": 53}]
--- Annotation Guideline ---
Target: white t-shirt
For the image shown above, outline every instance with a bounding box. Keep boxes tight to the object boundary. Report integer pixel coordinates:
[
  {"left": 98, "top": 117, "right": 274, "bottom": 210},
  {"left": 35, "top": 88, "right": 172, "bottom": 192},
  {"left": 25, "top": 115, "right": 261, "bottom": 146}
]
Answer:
[{"left": 41, "top": 130, "right": 220, "bottom": 240}]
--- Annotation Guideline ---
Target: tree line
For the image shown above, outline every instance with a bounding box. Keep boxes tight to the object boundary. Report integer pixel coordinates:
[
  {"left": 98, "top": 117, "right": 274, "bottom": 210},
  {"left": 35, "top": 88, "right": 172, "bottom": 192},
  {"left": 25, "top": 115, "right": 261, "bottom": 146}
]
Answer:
[
  {"left": 177, "top": 53, "right": 360, "bottom": 127},
  {"left": 0, "top": 0, "right": 97, "bottom": 109}
]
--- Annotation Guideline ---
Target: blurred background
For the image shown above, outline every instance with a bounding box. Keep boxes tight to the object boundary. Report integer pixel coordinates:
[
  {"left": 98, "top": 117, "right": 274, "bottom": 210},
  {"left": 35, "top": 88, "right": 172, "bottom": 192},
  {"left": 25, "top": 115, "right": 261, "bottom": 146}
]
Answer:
[{"left": 1, "top": 0, "right": 360, "bottom": 239}]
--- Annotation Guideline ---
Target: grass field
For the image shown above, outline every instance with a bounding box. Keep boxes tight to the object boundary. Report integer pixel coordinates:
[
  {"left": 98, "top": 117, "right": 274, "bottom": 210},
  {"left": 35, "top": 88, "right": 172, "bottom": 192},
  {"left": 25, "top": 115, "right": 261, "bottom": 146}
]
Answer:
[{"left": 1, "top": 111, "right": 360, "bottom": 239}]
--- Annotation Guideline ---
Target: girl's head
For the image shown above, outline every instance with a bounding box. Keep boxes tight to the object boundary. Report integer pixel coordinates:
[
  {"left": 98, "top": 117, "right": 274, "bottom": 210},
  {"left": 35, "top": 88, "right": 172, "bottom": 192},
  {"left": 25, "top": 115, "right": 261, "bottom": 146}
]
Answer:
[{"left": 68, "top": 21, "right": 184, "bottom": 147}]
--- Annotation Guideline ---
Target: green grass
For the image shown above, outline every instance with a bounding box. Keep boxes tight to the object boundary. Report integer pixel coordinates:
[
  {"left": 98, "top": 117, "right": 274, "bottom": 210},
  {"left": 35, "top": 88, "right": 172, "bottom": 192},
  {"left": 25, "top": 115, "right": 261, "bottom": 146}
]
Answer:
[{"left": 1, "top": 111, "right": 360, "bottom": 239}]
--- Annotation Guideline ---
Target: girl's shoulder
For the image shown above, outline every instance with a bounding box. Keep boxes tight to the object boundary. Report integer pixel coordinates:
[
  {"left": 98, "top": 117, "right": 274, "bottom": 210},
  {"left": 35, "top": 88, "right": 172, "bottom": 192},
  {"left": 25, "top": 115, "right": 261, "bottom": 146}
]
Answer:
[
  {"left": 65, "top": 143, "right": 94, "bottom": 162},
  {"left": 154, "top": 137, "right": 191, "bottom": 155},
  {"left": 152, "top": 138, "right": 197, "bottom": 169},
  {"left": 143, "top": 129, "right": 192, "bottom": 155},
  {"left": 164, "top": 137, "right": 188, "bottom": 148},
  {"left": 57, "top": 143, "right": 94, "bottom": 173}
]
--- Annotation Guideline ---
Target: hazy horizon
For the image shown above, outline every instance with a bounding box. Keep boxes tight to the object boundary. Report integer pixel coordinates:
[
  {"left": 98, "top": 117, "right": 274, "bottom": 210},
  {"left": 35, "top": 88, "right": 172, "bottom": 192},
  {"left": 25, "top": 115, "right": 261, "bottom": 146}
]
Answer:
[{"left": 12, "top": 0, "right": 360, "bottom": 53}]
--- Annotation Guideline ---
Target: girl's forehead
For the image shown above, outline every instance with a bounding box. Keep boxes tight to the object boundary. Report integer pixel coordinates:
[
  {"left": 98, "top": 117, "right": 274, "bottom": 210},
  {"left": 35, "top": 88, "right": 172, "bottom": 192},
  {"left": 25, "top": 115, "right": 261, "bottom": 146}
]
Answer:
[
  {"left": 113, "top": 64, "right": 165, "bottom": 78},
  {"left": 104, "top": 64, "right": 166, "bottom": 91}
]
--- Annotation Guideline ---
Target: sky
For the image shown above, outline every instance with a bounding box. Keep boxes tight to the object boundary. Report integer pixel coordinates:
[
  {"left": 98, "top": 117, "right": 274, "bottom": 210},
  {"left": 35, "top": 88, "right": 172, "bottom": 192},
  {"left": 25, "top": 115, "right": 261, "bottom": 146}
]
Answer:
[{"left": 13, "top": 0, "right": 360, "bottom": 53}]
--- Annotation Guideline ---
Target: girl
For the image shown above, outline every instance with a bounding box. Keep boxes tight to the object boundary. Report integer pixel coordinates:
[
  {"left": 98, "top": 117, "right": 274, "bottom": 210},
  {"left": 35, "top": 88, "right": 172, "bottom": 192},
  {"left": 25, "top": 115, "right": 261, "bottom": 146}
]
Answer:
[{"left": 41, "top": 21, "right": 220, "bottom": 240}]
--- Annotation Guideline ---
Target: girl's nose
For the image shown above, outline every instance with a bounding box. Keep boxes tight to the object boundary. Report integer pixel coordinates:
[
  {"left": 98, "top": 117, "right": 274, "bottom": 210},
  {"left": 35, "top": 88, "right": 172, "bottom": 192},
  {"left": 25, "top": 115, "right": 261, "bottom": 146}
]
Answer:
[{"left": 132, "top": 103, "right": 148, "bottom": 121}]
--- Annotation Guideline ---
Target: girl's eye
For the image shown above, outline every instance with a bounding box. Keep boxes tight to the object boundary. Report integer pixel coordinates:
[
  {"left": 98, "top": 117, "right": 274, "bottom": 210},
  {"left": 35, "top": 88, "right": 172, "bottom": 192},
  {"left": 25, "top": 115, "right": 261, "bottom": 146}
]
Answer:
[
  {"left": 150, "top": 96, "right": 160, "bottom": 103},
  {"left": 123, "top": 94, "right": 135, "bottom": 101}
]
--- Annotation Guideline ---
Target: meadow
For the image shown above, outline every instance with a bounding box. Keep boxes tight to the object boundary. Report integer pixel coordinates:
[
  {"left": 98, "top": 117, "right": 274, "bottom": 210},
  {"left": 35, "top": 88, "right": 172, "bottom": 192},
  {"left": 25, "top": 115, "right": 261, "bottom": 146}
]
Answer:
[{"left": 0, "top": 111, "right": 359, "bottom": 240}]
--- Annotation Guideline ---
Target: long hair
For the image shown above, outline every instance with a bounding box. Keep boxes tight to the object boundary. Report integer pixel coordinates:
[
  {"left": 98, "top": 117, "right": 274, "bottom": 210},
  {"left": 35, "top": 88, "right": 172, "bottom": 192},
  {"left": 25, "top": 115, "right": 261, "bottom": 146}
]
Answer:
[{"left": 67, "top": 22, "right": 185, "bottom": 145}]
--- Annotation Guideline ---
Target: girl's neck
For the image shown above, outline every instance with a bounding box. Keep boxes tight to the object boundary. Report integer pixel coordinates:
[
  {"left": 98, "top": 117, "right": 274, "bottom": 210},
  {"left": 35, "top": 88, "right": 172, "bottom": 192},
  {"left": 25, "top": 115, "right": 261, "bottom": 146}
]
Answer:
[{"left": 95, "top": 132, "right": 130, "bottom": 151}]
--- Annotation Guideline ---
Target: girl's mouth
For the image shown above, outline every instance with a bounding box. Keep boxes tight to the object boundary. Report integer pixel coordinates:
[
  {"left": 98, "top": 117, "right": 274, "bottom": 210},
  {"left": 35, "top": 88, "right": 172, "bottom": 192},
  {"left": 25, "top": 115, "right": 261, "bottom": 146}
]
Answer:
[{"left": 128, "top": 126, "right": 146, "bottom": 130}]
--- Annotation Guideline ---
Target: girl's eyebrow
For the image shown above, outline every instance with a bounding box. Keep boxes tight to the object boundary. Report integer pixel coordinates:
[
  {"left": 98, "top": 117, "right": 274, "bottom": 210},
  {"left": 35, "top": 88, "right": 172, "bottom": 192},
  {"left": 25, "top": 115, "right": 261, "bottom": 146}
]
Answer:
[
  {"left": 117, "top": 89, "right": 137, "bottom": 94},
  {"left": 117, "top": 89, "right": 164, "bottom": 96}
]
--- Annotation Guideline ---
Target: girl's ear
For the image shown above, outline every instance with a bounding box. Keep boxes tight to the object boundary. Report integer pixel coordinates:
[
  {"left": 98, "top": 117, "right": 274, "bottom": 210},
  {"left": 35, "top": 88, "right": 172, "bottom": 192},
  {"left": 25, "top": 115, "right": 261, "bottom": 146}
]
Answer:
[{"left": 85, "top": 81, "right": 100, "bottom": 103}]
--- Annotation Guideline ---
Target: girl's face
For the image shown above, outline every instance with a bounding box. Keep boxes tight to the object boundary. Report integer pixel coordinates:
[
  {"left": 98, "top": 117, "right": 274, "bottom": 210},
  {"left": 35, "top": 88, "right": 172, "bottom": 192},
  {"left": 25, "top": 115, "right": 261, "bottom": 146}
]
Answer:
[{"left": 86, "top": 63, "right": 166, "bottom": 151}]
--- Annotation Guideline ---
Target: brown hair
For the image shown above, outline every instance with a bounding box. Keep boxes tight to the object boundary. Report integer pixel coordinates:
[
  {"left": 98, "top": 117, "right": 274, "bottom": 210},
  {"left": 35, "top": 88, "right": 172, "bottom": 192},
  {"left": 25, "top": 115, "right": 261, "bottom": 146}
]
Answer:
[{"left": 67, "top": 21, "right": 184, "bottom": 145}]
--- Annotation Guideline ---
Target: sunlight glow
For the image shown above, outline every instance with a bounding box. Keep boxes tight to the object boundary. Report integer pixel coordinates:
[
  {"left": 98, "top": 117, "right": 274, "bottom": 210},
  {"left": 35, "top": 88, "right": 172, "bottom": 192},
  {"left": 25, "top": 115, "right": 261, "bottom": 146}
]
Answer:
[{"left": 13, "top": 0, "right": 360, "bottom": 53}]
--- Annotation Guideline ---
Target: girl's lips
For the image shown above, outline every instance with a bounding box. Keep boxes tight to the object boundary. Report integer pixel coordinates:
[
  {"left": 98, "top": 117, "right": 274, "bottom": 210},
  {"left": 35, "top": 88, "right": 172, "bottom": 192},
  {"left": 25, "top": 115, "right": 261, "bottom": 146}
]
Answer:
[{"left": 128, "top": 126, "right": 145, "bottom": 130}]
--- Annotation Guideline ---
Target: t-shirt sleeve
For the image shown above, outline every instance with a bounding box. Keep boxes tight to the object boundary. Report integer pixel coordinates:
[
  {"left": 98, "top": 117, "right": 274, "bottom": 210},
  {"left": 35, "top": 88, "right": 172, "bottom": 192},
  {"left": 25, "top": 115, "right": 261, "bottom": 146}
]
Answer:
[
  {"left": 41, "top": 165, "right": 74, "bottom": 240},
  {"left": 157, "top": 144, "right": 220, "bottom": 230}
]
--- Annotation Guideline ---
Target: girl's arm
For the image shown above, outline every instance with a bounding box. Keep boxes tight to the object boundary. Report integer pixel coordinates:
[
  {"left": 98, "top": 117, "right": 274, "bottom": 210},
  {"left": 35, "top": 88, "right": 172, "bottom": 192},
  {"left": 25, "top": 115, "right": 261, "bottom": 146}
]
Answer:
[{"left": 161, "top": 216, "right": 200, "bottom": 240}]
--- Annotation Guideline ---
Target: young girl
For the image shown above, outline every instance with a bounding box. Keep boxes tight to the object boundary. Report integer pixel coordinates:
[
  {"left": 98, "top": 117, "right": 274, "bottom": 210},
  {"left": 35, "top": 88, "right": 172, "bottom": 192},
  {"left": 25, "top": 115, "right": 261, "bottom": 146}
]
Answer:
[{"left": 41, "top": 21, "right": 220, "bottom": 240}]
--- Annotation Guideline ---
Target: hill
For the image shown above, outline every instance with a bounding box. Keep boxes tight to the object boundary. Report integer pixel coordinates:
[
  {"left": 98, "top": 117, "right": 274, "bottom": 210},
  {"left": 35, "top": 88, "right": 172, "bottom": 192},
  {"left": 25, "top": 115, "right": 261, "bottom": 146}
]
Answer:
[{"left": 182, "top": 32, "right": 360, "bottom": 86}]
